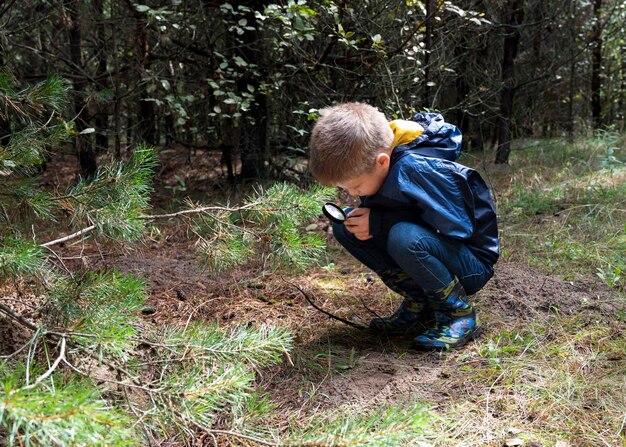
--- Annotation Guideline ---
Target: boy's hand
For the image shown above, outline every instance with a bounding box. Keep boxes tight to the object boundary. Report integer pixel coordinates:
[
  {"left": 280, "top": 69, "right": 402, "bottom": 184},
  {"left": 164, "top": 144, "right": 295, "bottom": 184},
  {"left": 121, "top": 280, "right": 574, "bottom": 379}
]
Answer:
[{"left": 345, "top": 208, "right": 372, "bottom": 240}]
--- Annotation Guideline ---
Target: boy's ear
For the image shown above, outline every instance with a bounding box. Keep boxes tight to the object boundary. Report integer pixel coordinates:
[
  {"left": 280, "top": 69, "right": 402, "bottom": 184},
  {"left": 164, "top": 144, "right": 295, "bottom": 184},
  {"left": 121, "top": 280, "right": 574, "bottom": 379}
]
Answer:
[{"left": 376, "top": 152, "right": 390, "bottom": 167}]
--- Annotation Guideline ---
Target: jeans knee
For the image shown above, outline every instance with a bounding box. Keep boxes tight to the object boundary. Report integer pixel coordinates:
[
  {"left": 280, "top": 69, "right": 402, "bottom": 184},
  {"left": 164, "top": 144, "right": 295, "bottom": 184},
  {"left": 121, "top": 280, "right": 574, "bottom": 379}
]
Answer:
[{"left": 388, "top": 222, "right": 432, "bottom": 254}]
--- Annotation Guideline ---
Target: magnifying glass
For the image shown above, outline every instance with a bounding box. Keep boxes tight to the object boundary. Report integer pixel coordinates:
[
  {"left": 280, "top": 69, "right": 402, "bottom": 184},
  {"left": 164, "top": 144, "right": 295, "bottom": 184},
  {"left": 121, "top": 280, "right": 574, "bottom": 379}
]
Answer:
[{"left": 322, "top": 202, "right": 347, "bottom": 224}]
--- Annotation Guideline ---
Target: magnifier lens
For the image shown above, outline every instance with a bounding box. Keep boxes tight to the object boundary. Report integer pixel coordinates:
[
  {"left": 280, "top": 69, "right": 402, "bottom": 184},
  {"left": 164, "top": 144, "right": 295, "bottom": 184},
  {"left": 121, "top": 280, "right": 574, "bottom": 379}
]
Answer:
[{"left": 322, "top": 203, "right": 346, "bottom": 224}]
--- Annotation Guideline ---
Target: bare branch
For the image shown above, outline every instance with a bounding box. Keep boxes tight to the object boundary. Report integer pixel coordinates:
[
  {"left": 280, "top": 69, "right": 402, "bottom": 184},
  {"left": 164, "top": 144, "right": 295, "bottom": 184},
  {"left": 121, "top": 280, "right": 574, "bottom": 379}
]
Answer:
[
  {"left": 40, "top": 224, "right": 96, "bottom": 248},
  {"left": 11, "top": 337, "right": 66, "bottom": 395},
  {"left": 138, "top": 201, "right": 264, "bottom": 221}
]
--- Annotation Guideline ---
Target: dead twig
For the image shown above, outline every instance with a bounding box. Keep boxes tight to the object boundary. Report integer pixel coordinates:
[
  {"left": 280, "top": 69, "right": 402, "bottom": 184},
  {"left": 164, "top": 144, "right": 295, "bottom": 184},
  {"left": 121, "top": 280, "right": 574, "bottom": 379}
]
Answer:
[
  {"left": 282, "top": 277, "right": 367, "bottom": 331},
  {"left": 11, "top": 336, "right": 66, "bottom": 395},
  {"left": 40, "top": 224, "right": 96, "bottom": 248}
]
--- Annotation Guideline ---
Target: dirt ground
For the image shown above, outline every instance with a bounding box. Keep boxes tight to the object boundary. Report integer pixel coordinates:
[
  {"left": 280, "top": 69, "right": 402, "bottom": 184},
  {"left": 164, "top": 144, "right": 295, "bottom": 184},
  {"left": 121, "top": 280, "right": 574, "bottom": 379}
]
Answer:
[
  {"left": 5, "top": 147, "right": 623, "bottom": 440},
  {"left": 94, "top": 230, "right": 619, "bottom": 420}
]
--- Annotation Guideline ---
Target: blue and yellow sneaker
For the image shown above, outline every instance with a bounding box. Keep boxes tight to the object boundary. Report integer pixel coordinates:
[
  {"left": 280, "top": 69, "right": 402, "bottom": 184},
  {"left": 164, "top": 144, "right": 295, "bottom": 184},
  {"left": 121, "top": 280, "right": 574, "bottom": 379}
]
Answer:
[
  {"left": 369, "top": 298, "right": 433, "bottom": 335},
  {"left": 414, "top": 278, "right": 481, "bottom": 350}
]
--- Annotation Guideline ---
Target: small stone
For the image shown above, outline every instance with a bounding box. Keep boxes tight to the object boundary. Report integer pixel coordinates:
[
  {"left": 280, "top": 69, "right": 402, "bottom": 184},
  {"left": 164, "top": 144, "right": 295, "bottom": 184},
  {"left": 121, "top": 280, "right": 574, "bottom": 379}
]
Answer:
[
  {"left": 505, "top": 438, "right": 524, "bottom": 446},
  {"left": 305, "top": 223, "right": 318, "bottom": 231},
  {"left": 141, "top": 306, "right": 156, "bottom": 315}
]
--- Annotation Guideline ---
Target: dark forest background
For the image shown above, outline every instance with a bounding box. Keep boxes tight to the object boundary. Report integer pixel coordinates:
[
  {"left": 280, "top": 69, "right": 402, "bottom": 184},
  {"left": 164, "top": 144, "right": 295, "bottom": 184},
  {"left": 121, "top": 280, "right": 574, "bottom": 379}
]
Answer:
[{"left": 2, "top": 0, "right": 624, "bottom": 180}]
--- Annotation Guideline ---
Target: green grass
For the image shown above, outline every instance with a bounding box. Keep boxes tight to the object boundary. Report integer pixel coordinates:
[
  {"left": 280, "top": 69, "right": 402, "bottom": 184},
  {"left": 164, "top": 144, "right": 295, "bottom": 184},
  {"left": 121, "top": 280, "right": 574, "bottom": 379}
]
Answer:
[
  {"left": 485, "top": 133, "right": 626, "bottom": 287},
  {"left": 442, "top": 316, "right": 626, "bottom": 447}
]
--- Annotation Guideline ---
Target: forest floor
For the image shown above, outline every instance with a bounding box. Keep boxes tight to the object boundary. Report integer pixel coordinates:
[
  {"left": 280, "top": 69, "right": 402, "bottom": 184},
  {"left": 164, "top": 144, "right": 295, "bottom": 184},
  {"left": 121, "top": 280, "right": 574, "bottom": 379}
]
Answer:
[{"left": 21, "top": 143, "right": 626, "bottom": 446}]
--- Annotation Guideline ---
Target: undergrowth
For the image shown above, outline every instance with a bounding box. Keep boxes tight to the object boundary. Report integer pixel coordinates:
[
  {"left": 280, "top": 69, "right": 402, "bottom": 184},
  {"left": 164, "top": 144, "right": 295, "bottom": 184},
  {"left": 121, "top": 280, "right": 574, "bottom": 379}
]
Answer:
[{"left": 489, "top": 132, "right": 625, "bottom": 288}]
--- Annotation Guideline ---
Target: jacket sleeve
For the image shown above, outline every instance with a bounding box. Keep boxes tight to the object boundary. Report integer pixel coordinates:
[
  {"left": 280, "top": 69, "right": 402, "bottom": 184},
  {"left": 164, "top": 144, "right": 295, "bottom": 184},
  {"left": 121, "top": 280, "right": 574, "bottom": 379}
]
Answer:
[{"left": 369, "top": 161, "right": 475, "bottom": 238}]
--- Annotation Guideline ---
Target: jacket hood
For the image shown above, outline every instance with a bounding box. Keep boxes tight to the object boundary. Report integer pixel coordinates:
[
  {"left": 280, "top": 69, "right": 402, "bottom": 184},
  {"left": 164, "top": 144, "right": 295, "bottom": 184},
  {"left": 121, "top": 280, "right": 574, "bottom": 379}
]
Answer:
[
  {"left": 390, "top": 119, "right": 424, "bottom": 148},
  {"left": 391, "top": 113, "right": 462, "bottom": 163}
]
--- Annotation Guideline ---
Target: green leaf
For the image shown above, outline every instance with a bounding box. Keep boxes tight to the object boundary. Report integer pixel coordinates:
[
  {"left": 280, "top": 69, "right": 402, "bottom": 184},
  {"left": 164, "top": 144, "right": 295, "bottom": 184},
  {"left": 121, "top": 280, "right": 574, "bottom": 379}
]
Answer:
[{"left": 233, "top": 56, "right": 248, "bottom": 67}]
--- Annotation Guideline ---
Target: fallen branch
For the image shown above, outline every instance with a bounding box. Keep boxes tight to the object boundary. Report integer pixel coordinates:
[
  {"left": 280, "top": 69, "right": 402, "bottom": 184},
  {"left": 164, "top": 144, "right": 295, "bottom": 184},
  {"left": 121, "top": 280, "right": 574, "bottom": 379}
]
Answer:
[
  {"left": 11, "top": 336, "right": 66, "bottom": 395},
  {"left": 37, "top": 200, "right": 286, "bottom": 247},
  {"left": 40, "top": 224, "right": 96, "bottom": 248},
  {"left": 0, "top": 303, "right": 37, "bottom": 331},
  {"left": 138, "top": 200, "right": 266, "bottom": 220},
  {"left": 283, "top": 277, "right": 367, "bottom": 331}
]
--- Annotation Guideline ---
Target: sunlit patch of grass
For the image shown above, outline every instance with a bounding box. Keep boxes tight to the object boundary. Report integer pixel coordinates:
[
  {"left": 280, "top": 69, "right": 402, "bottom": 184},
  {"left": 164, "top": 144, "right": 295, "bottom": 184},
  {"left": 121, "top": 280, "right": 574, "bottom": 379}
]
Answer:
[
  {"left": 312, "top": 276, "right": 347, "bottom": 292},
  {"left": 435, "top": 316, "right": 626, "bottom": 447}
]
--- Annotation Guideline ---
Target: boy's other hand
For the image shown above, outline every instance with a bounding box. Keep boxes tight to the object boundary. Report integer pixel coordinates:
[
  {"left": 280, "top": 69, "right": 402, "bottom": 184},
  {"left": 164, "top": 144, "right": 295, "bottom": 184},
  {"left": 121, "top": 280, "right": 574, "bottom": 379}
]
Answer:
[{"left": 345, "top": 208, "right": 372, "bottom": 240}]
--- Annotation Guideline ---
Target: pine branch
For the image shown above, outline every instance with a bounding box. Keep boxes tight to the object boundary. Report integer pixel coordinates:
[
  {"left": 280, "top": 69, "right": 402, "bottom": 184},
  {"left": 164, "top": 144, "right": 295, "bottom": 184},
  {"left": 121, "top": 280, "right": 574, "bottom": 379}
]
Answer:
[{"left": 40, "top": 224, "right": 96, "bottom": 248}]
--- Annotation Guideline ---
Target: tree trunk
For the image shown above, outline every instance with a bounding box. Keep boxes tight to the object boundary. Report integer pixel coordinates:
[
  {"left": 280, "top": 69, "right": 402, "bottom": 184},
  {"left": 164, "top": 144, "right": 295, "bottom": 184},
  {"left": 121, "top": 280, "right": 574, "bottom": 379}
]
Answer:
[
  {"left": 64, "top": 0, "right": 97, "bottom": 177},
  {"left": 617, "top": 43, "right": 626, "bottom": 133},
  {"left": 136, "top": 14, "right": 158, "bottom": 147},
  {"left": 454, "top": 32, "right": 480, "bottom": 151},
  {"left": 566, "top": 1, "right": 577, "bottom": 139},
  {"left": 111, "top": 1, "right": 121, "bottom": 157},
  {"left": 93, "top": 0, "right": 109, "bottom": 154},
  {"left": 0, "top": 38, "right": 10, "bottom": 147},
  {"left": 495, "top": 0, "right": 524, "bottom": 165},
  {"left": 590, "top": 0, "right": 603, "bottom": 129},
  {"left": 237, "top": 0, "right": 268, "bottom": 180}
]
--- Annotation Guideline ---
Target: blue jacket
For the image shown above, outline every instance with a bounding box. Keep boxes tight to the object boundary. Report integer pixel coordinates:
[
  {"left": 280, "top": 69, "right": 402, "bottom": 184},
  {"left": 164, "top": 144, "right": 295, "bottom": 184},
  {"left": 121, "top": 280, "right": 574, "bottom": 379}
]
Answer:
[{"left": 363, "top": 113, "right": 500, "bottom": 267}]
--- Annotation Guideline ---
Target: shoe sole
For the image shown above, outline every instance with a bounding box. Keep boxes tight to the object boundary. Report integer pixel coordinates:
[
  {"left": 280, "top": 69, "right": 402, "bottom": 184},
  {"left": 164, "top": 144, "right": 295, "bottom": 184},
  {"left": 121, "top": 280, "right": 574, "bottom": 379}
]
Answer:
[{"left": 413, "top": 326, "right": 483, "bottom": 351}]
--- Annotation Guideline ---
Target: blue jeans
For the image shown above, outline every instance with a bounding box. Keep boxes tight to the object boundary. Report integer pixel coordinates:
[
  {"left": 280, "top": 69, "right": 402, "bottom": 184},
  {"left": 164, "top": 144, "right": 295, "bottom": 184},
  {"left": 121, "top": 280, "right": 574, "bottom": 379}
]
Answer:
[{"left": 333, "top": 215, "right": 493, "bottom": 296}]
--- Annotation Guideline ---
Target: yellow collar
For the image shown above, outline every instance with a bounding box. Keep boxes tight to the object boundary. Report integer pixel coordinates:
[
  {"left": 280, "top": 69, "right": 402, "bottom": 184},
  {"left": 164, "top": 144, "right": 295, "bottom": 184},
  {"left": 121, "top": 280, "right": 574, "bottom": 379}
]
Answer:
[{"left": 390, "top": 119, "right": 424, "bottom": 149}]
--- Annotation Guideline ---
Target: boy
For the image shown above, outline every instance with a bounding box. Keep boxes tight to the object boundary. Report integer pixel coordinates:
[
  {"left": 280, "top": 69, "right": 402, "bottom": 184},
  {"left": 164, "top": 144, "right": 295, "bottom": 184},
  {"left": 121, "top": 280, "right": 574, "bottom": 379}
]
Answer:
[{"left": 309, "top": 102, "right": 499, "bottom": 350}]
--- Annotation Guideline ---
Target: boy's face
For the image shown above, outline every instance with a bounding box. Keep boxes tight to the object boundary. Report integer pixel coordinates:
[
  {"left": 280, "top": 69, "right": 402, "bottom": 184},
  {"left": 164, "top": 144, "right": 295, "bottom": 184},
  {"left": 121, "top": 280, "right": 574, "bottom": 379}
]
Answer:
[{"left": 337, "top": 153, "right": 390, "bottom": 197}]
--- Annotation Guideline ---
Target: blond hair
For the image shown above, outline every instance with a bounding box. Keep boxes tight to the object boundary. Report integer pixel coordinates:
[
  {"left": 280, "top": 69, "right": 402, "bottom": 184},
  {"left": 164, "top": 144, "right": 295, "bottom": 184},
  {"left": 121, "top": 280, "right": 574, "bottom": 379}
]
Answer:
[{"left": 309, "top": 102, "right": 393, "bottom": 185}]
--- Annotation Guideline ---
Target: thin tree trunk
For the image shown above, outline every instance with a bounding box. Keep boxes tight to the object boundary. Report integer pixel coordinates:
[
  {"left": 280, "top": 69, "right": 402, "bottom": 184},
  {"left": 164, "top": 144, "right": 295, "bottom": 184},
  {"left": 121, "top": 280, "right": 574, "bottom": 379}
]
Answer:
[
  {"left": 454, "top": 32, "right": 478, "bottom": 151},
  {"left": 127, "top": 114, "right": 133, "bottom": 152},
  {"left": 136, "top": 14, "right": 158, "bottom": 146},
  {"left": 566, "top": 1, "right": 577, "bottom": 140},
  {"left": 0, "top": 38, "right": 10, "bottom": 147},
  {"left": 93, "top": 0, "right": 109, "bottom": 154},
  {"left": 495, "top": 0, "right": 524, "bottom": 165},
  {"left": 617, "top": 43, "right": 626, "bottom": 133},
  {"left": 590, "top": 0, "right": 603, "bottom": 129},
  {"left": 111, "top": 1, "right": 121, "bottom": 157},
  {"left": 64, "top": 0, "right": 97, "bottom": 177},
  {"left": 238, "top": 0, "right": 267, "bottom": 180}
]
